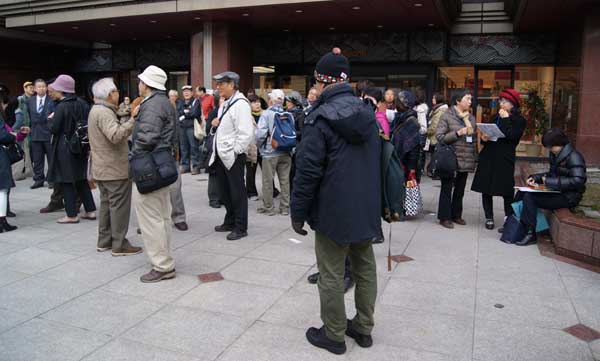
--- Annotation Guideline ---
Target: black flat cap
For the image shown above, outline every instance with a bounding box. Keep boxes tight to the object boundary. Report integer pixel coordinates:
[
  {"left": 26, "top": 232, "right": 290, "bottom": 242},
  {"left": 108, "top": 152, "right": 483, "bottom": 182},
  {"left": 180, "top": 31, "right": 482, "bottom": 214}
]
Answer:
[{"left": 213, "top": 71, "right": 240, "bottom": 84}]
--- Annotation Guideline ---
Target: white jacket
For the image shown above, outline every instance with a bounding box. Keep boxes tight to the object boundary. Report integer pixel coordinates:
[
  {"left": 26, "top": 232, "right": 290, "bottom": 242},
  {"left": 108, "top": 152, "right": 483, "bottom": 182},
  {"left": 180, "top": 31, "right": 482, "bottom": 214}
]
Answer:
[
  {"left": 209, "top": 91, "right": 255, "bottom": 170},
  {"left": 415, "top": 103, "right": 429, "bottom": 135}
]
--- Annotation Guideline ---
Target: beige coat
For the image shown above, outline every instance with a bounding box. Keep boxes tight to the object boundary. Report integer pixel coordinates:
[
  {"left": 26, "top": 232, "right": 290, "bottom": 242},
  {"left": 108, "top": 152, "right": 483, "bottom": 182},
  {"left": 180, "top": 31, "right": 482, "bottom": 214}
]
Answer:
[
  {"left": 88, "top": 101, "right": 134, "bottom": 181},
  {"left": 435, "top": 106, "right": 478, "bottom": 173},
  {"left": 427, "top": 104, "right": 448, "bottom": 146}
]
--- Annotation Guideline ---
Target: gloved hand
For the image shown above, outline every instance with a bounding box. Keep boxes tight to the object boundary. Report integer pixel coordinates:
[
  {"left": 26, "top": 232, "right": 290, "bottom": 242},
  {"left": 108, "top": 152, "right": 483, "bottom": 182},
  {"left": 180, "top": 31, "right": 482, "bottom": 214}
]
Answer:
[{"left": 292, "top": 220, "right": 308, "bottom": 236}]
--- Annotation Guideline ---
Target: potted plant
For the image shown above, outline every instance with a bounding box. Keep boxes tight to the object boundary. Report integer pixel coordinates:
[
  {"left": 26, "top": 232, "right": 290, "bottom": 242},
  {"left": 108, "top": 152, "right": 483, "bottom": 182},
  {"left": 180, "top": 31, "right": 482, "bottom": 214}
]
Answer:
[{"left": 523, "top": 88, "right": 550, "bottom": 157}]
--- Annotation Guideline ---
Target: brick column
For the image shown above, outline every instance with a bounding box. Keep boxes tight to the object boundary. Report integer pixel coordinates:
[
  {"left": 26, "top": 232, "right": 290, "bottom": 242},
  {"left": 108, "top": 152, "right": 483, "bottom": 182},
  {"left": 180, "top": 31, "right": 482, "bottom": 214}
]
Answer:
[
  {"left": 576, "top": 10, "right": 600, "bottom": 165},
  {"left": 190, "top": 31, "right": 203, "bottom": 89},
  {"left": 210, "top": 22, "right": 252, "bottom": 92}
]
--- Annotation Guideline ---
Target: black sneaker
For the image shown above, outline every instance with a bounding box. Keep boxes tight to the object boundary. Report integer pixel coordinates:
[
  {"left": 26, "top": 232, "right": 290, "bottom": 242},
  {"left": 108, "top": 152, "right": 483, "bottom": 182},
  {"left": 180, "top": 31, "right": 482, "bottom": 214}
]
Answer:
[
  {"left": 30, "top": 181, "right": 44, "bottom": 189},
  {"left": 305, "top": 326, "right": 346, "bottom": 355},
  {"left": 209, "top": 201, "right": 222, "bottom": 209},
  {"left": 485, "top": 219, "right": 495, "bottom": 230},
  {"left": 307, "top": 272, "right": 319, "bottom": 284},
  {"left": 6, "top": 210, "right": 15, "bottom": 218},
  {"left": 226, "top": 230, "right": 248, "bottom": 241},
  {"left": 215, "top": 224, "right": 235, "bottom": 232},
  {"left": 345, "top": 319, "right": 373, "bottom": 348}
]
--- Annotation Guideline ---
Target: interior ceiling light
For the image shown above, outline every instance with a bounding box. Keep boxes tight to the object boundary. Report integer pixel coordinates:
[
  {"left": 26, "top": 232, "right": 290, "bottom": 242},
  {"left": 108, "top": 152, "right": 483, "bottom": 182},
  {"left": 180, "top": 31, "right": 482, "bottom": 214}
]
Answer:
[
  {"left": 194, "top": 17, "right": 201, "bottom": 20},
  {"left": 71, "top": 26, "right": 79, "bottom": 30},
  {"left": 295, "top": 9, "right": 303, "bottom": 13},
  {"left": 283, "top": 29, "right": 290, "bottom": 32},
  {"left": 428, "top": 23, "right": 434, "bottom": 27},
  {"left": 38, "top": 29, "right": 45, "bottom": 32},
  {"left": 109, "top": 23, "right": 116, "bottom": 27},
  {"left": 414, "top": 3, "right": 423, "bottom": 7},
  {"left": 377, "top": 25, "right": 383, "bottom": 28},
  {"left": 149, "top": 20, "right": 157, "bottom": 23},
  {"left": 352, "top": 6, "right": 361, "bottom": 10},
  {"left": 329, "top": 27, "right": 335, "bottom": 30},
  {"left": 242, "top": 13, "right": 249, "bottom": 16}
]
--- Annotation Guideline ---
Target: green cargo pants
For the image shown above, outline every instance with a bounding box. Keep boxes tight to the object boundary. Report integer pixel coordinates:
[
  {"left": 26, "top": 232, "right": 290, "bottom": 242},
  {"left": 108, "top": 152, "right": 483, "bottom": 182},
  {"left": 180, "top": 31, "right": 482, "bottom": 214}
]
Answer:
[{"left": 315, "top": 232, "right": 377, "bottom": 342}]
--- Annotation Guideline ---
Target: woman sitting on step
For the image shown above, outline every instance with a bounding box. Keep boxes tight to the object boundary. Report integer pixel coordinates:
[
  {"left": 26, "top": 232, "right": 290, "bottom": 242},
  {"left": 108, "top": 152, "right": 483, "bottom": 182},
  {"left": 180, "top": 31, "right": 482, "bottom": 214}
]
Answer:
[{"left": 510, "top": 128, "right": 587, "bottom": 246}]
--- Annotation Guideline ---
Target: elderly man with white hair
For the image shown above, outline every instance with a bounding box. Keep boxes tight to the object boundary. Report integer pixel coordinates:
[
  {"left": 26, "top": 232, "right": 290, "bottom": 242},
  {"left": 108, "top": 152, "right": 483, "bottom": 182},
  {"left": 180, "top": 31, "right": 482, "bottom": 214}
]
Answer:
[
  {"left": 255, "top": 89, "right": 294, "bottom": 216},
  {"left": 88, "top": 77, "right": 142, "bottom": 256}
]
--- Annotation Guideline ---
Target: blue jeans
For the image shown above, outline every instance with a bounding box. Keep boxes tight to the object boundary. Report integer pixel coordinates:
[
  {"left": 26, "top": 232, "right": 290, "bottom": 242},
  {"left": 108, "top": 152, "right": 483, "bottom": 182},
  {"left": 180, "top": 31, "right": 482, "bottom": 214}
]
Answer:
[{"left": 179, "top": 126, "right": 199, "bottom": 170}]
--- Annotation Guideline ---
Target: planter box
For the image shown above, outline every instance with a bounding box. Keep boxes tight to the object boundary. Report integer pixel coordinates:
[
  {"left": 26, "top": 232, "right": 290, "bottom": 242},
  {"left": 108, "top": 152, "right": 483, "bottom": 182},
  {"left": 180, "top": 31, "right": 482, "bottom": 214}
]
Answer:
[{"left": 549, "top": 209, "right": 600, "bottom": 267}]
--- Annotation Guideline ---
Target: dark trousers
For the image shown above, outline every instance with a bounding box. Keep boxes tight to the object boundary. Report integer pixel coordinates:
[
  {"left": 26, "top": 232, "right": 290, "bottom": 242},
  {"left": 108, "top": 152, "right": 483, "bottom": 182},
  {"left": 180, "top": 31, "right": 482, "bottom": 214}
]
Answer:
[
  {"left": 179, "top": 127, "right": 200, "bottom": 170},
  {"left": 426, "top": 145, "right": 436, "bottom": 177},
  {"left": 62, "top": 181, "right": 96, "bottom": 218},
  {"left": 482, "top": 193, "right": 514, "bottom": 220},
  {"left": 515, "top": 191, "right": 571, "bottom": 229},
  {"left": 438, "top": 171, "right": 468, "bottom": 221},
  {"left": 208, "top": 173, "right": 220, "bottom": 203},
  {"left": 215, "top": 154, "right": 248, "bottom": 231},
  {"left": 31, "top": 140, "right": 52, "bottom": 182},
  {"left": 246, "top": 161, "right": 258, "bottom": 197}
]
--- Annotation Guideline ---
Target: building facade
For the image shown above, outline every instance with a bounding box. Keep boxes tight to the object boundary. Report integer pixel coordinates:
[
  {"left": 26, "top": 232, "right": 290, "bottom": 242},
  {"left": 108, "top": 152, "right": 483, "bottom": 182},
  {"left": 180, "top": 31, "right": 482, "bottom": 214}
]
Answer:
[{"left": 1, "top": 0, "right": 598, "bottom": 162}]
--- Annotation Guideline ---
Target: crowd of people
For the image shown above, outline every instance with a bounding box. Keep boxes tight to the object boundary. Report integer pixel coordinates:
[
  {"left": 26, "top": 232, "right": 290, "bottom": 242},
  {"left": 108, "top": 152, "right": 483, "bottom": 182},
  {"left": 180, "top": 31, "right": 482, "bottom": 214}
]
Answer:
[{"left": 0, "top": 47, "right": 589, "bottom": 354}]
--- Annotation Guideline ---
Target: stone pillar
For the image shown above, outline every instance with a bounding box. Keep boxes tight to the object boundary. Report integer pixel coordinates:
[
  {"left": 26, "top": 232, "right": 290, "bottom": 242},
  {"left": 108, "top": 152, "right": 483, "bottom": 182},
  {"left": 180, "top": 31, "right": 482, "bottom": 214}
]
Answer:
[
  {"left": 576, "top": 10, "right": 600, "bottom": 165},
  {"left": 210, "top": 22, "right": 253, "bottom": 92},
  {"left": 190, "top": 31, "right": 203, "bottom": 89}
]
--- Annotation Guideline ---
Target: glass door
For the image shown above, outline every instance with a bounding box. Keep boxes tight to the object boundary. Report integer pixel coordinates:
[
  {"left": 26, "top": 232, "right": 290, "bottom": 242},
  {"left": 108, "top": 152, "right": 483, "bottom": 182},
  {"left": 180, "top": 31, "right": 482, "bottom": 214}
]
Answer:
[{"left": 474, "top": 67, "right": 514, "bottom": 123}]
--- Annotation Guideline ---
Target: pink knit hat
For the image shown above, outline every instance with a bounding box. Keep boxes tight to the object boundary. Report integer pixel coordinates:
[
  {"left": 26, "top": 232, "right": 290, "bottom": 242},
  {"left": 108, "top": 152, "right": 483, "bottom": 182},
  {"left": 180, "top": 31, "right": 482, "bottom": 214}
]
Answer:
[{"left": 48, "top": 74, "right": 75, "bottom": 94}]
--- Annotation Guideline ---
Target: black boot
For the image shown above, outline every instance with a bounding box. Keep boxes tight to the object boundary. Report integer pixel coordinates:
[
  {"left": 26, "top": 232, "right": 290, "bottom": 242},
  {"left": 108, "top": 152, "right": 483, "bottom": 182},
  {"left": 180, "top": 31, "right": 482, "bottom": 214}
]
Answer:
[
  {"left": 305, "top": 326, "right": 346, "bottom": 355},
  {"left": 0, "top": 218, "right": 17, "bottom": 233},
  {"left": 515, "top": 227, "right": 537, "bottom": 246},
  {"left": 345, "top": 319, "right": 373, "bottom": 348}
]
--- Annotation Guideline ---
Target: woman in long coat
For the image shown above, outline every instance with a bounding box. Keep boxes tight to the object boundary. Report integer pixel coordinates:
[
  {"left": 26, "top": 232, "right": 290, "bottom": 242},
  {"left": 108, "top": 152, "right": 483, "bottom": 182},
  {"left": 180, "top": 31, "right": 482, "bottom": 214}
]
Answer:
[
  {"left": 471, "top": 89, "right": 526, "bottom": 230},
  {"left": 47, "top": 75, "right": 96, "bottom": 224}
]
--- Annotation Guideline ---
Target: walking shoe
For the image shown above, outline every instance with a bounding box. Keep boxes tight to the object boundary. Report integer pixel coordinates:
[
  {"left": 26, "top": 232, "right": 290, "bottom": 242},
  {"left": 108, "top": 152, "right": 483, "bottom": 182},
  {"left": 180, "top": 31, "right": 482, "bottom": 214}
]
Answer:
[
  {"left": 96, "top": 246, "right": 111, "bottom": 252},
  {"left": 136, "top": 228, "right": 141, "bottom": 235},
  {"left": 174, "top": 222, "right": 189, "bottom": 231},
  {"left": 305, "top": 326, "right": 346, "bottom": 355},
  {"left": 57, "top": 217, "right": 80, "bottom": 224},
  {"left": 440, "top": 220, "right": 454, "bottom": 229},
  {"left": 307, "top": 272, "right": 319, "bottom": 284},
  {"left": 280, "top": 209, "right": 289, "bottom": 216},
  {"left": 0, "top": 219, "right": 17, "bottom": 233},
  {"left": 257, "top": 207, "right": 272, "bottom": 214},
  {"left": 112, "top": 245, "right": 143, "bottom": 256},
  {"left": 453, "top": 218, "right": 467, "bottom": 226},
  {"left": 345, "top": 319, "right": 373, "bottom": 348},
  {"left": 191, "top": 168, "right": 200, "bottom": 175},
  {"left": 179, "top": 167, "right": 190, "bottom": 174},
  {"left": 81, "top": 212, "right": 96, "bottom": 220},
  {"left": 514, "top": 229, "right": 537, "bottom": 246},
  {"left": 485, "top": 219, "right": 495, "bottom": 230},
  {"left": 140, "top": 269, "right": 176, "bottom": 283},
  {"left": 226, "top": 230, "right": 248, "bottom": 240},
  {"left": 40, "top": 203, "right": 64, "bottom": 213},
  {"left": 209, "top": 201, "right": 222, "bottom": 209},
  {"left": 215, "top": 224, "right": 235, "bottom": 232},
  {"left": 248, "top": 195, "right": 259, "bottom": 201},
  {"left": 30, "top": 181, "right": 44, "bottom": 189},
  {"left": 6, "top": 210, "right": 15, "bottom": 218}
]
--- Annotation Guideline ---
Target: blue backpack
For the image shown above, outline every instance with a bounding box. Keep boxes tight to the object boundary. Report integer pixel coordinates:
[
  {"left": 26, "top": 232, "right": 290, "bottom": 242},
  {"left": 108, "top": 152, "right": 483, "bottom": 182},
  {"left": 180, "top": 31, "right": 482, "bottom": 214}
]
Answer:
[{"left": 271, "top": 111, "right": 297, "bottom": 152}]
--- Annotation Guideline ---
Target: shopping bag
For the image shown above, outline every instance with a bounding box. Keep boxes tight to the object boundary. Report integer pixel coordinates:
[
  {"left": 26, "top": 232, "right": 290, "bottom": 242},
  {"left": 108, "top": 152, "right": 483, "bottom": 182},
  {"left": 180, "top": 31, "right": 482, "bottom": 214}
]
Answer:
[
  {"left": 404, "top": 175, "right": 423, "bottom": 217},
  {"left": 511, "top": 201, "right": 549, "bottom": 232},
  {"left": 500, "top": 215, "right": 527, "bottom": 243}
]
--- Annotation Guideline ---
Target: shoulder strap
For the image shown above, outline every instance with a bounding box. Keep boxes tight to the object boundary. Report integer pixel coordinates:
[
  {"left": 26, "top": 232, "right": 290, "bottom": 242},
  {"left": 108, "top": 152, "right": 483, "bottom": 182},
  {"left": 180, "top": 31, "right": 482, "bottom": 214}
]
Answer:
[{"left": 218, "top": 97, "right": 249, "bottom": 121}]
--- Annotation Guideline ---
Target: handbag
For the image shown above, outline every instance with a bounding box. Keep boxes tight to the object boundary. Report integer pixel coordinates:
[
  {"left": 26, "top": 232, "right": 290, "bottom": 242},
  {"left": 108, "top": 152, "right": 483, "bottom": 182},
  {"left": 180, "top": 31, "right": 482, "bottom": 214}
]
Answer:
[
  {"left": 193, "top": 117, "right": 206, "bottom": 141},
  {"left": 432, "top": 142, "right": 457, "bottom": 177},
  {"left": 500, "top": 215, "right": 527, "bottom": 243},
  {"left": 404, "top": 175, "right": 423, "bottom": 217},
  {"left": 130, "top": 147, "right": 178, "bottom": 194},
  {"left": 3, "top": 143, "right": 24, "bottom": 165}
]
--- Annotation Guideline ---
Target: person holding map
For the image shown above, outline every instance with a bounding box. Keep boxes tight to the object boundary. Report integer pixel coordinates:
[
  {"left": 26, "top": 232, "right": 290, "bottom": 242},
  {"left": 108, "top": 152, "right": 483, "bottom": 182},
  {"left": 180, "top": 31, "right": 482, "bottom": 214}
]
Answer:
[{"left": 471, "top": 89, "right": 526, "bottom": 230}]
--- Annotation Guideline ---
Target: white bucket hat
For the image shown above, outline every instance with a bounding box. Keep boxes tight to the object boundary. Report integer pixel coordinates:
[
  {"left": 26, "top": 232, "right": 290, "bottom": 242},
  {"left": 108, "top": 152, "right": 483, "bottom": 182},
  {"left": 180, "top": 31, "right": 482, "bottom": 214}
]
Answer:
[{"left": 138, "top": 65, "right": 167, "bottom": 91}]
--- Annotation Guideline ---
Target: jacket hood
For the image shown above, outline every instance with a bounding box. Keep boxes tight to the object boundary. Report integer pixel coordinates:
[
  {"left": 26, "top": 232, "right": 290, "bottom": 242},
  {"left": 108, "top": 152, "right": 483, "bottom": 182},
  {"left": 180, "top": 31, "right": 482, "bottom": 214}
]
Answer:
[{"left": 307, "top": 83, "right": 374, "bottom": 144}]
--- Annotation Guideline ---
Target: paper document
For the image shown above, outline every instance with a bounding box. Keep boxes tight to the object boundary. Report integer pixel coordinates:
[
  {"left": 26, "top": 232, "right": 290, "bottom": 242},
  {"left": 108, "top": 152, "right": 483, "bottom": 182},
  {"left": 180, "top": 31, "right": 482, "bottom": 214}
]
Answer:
[
  {"left": 515, "top": 186, "right": 560, "bottom": 193},
  {"left": 477, "top": 123, "right": 505, "bottom": 142}
]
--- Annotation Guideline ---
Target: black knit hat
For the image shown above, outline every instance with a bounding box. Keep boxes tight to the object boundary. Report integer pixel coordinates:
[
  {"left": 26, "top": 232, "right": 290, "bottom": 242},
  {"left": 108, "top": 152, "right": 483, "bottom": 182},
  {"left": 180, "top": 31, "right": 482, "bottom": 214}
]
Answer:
[{"left": 314, "top": 47, "right": 350, "bottom": 84}]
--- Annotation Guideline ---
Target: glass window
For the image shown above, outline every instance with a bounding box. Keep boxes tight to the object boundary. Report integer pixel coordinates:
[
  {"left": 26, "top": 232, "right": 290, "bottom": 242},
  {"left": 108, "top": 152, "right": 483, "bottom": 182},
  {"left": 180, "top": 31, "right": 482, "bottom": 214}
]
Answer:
[
  {"left": 476, "top": 69, "right": 513, "bottom": 123},
  {"left": 552, "top": 66, "right": 580, "bottom": 141},
  {"left": 437, "top": 66, "right": 475, "bottom": 106},
  {"left": 514, "top": 66, "right": 554, "bottom": 140}
]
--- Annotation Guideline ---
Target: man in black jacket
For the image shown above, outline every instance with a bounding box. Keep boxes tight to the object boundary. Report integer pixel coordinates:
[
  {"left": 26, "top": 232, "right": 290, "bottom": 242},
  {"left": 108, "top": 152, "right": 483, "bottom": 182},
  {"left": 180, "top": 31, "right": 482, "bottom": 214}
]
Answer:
[
  {"left": 176, "top": 85, "right": 202, "bottom": 174},
  {"left": 291, "top": 48, "right": 382, "bottom": 355}
]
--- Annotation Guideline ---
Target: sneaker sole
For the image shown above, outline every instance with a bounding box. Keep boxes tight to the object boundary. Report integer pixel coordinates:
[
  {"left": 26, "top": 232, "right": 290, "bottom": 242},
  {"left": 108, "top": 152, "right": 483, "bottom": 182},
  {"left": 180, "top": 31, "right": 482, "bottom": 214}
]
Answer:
[
  {"left": 111, "top": 250, "right": 143, "bottom": 257},
  {"left": 140, "top": 271, "right": 176, "bottom": 283}
]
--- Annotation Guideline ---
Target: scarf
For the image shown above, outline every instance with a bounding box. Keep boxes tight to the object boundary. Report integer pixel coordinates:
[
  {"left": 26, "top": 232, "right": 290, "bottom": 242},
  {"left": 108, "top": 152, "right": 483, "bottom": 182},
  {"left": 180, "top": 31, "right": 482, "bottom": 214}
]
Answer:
[
  {"left": 391, "top": 111, "right": 420, "bottom": 161},
  {"left": 251, "top": 110, "right": 262, "bottom": 124},
  {"left": 455, "top": 106, "right": 473, "bottom": 135}
]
